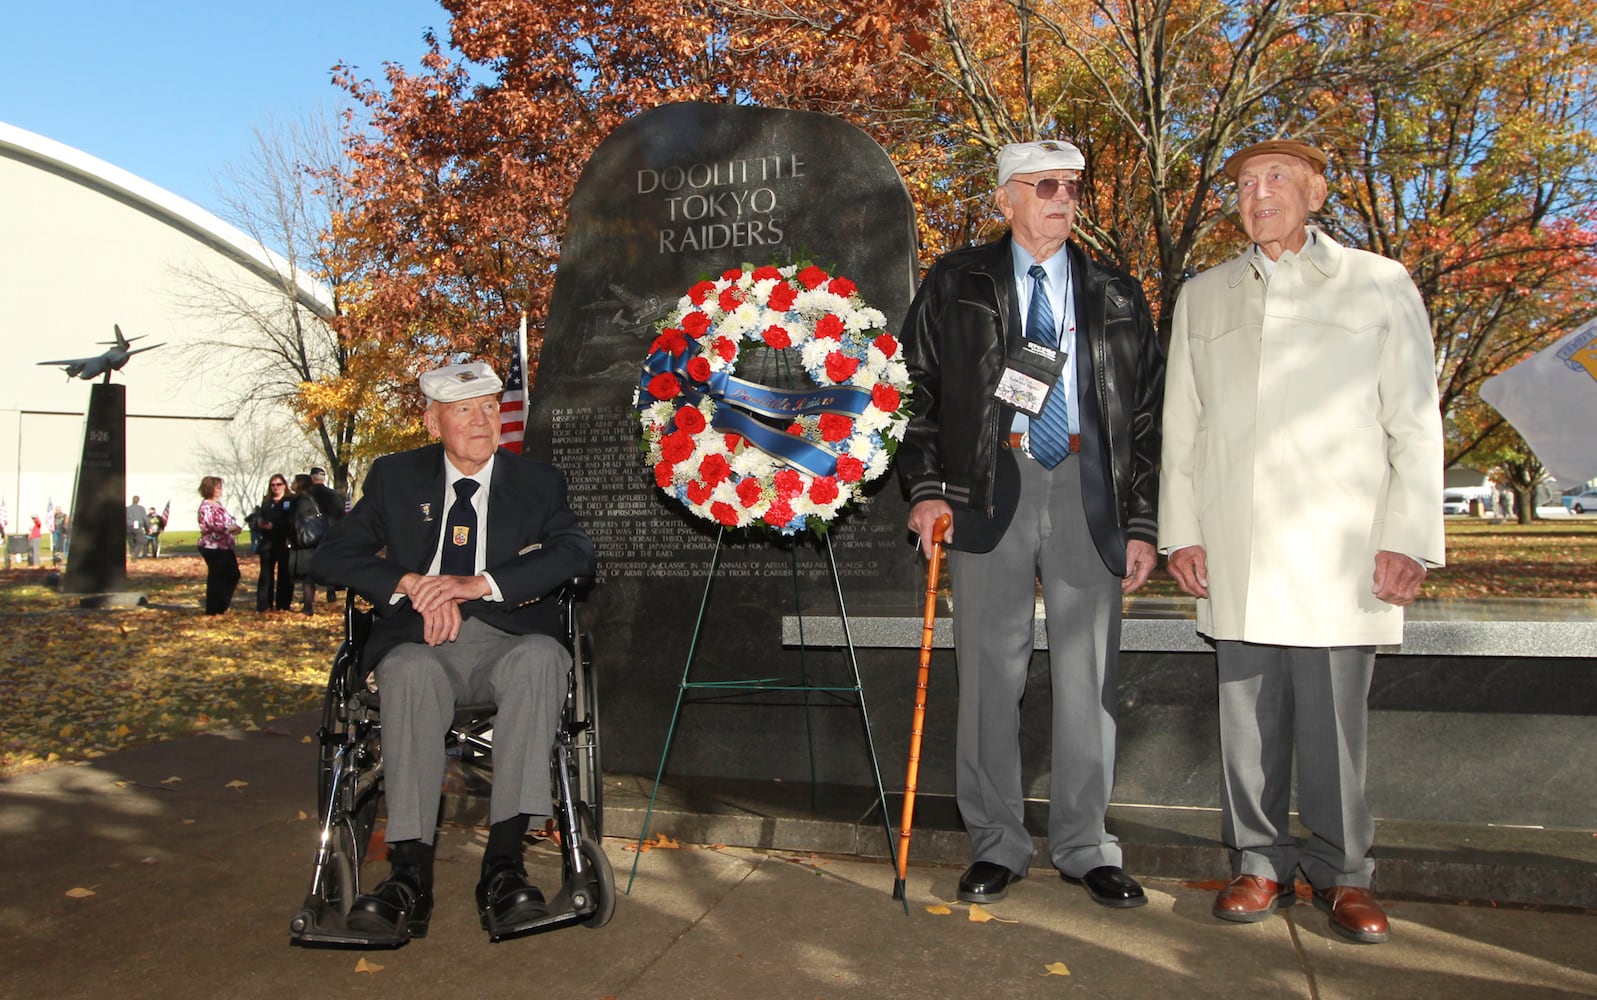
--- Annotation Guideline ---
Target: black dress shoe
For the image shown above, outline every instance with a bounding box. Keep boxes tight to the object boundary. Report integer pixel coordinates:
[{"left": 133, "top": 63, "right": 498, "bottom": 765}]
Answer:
[
  {"left": 1062, "top": 865, "right": 1147, "bottom": 908},
  {"left": 476, "top": 861, "right": 548, "bottom": 936},
  {"left": 957, "top": 860, "right": 1022, "bottom": 903},
  {"left": 346, "top": 864, "right": 433, "bottom": 940}
]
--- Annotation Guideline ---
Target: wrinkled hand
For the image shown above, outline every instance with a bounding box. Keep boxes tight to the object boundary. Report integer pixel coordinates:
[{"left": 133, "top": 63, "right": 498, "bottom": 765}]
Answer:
[
  {"left": 398, "top": 572, "right": 491, "bottom": 645},
  {"left": 1372, "top": 550, "right": 1426, "bottom": 606},
  {"left": 1122, "top": 540, "right": 1156, "bottom": 594},
  {"left": 907, "top": 499, "right": 954, "bottom": 559},
  {"left": 1167, "top": 545, "right": 1209, "bottom": 598}
]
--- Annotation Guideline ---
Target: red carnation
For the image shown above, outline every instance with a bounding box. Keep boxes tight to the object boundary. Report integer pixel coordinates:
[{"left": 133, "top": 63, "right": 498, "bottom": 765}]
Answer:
[
  {"left": 699, "top": 453, "right": 731, "bottom": 486},
  {"left": 681, "top": 311, "right": 711, "bottom": 336},
  {"left": 714, "top": 337, "right": 738, "bottom": 362},
  {"left": 717, "top": 287, "right": 743, "bottom": 312},
  {"left": 686, "top": 356, "right": 713, "bottom": 383},
  {"left": 654, "top": 461, "right": 675, "bottom": 488},
  {"left": 797, "top": 265, "right": 829, "bottom": 289},
  {"left": 763, "top": 325, "right": 792, "bottom": 350},
  {"left": 752, "top": 265, "right": 783, "bottom": 282},
  {"left": 872, "top": 384, "right": 901, "bottom": 412},
  {"left": 686, "top": 481, "right": 713, "bottom": 505},
  {"left": 773, "top": 469, "right": 804, "bottom": 498},
  {"left": 651, "top": 329, "right": 688, "bottom": 356},
  {"left": 722, "top": 267, "right": 744, "bottom": 282},
  {"left": 809, "top": 476, "right": 840, "bottom": 504},
  {"left": 688, "top": 280, "right": 717, "bottom": 305},
  {"left": 786, "top": 422, "right": 804, "bottom": 435},
  {"left": 827, "top": 276, "right": 857, "bottom": 298},
  {"left": 724, "top": 432, "right": 743, "bottom": 451},
  {"left": 836, "top": 454, "right": 865, "bottom": 482},
  {"left": 764, "top": 500, "right": 796, "bottom": 527},
  {"left": 647, "top": 372, "right": 682, "bottom": 401},
  {"left": 737, "top": 477, "right": 764, "bottom": 508},
  {"left": 825, "top": 351, "right": 860, "bottom": 383},
  {"left": 815, "top": 313, "right": 845, "bottom": 340},
  {"left": 819, "top": 413, "right": 854, "bottom": 442},
  {"left": 874, "top": 333, "right": 899, "bottom": 358},
  {"left": 674, "top": 405, "right": 707, "bottom": 433},
  {"left": 767, "top": 283, "right": 797, "bottom": 312},
  {"left": 661, "top": 429, "right": 695, "bottom": 464},
  {"left": 711, "top": 501, "right": 739, "bottom": 527}
]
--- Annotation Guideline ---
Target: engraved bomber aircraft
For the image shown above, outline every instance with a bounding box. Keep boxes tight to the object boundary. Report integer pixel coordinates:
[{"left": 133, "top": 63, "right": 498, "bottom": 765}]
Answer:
[
  {"left": 38, "top": 325, "right": 166, "bottom": 381},
  {"left": 580, "top": 283, "right": 673, "bottom": 335}
]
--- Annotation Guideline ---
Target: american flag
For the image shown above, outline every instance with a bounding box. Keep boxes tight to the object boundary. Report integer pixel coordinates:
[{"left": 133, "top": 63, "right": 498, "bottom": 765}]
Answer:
[{"left": 499, "top": 315, "right": 528, "bottom": 454}]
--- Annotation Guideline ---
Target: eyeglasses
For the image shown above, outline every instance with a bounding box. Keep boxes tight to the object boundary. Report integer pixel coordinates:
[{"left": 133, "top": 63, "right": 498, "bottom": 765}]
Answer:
[
  {"left": 270, "top": 480, "right": 286, "bottom": 487},
  {"left": 1012, "top": 176, "right": 1081, "bottom": 201}
]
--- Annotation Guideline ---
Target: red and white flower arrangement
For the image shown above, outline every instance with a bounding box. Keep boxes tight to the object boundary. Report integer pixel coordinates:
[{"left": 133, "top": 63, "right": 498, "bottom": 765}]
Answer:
[{"left": 634, "top": 263, "right": 910, "bottom": 534}]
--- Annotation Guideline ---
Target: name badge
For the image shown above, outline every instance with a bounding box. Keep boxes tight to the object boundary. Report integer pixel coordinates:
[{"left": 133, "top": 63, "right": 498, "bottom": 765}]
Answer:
[{"left": 994, "top": 338, "right": 1067, "bottom": 417}]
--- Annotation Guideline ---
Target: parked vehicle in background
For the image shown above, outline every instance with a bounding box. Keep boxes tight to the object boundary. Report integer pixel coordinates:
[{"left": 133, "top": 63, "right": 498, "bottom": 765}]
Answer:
[
  {"left": 1565, "top": 490, "right": 1597, "bottom": 514},
  {"left": 1443, "top": 490, "right": 1472, "bottom": 515}
]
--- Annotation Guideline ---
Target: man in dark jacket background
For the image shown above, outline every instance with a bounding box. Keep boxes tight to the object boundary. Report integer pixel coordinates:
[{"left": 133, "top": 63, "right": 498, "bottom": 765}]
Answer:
[{"left": 898, "top": 139, "right": 1164, "bottom": 910}]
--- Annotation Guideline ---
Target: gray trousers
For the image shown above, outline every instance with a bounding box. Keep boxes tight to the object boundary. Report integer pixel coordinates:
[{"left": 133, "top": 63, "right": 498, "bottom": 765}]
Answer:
[
  {"left": 1216, "top": 640, "right": 1376, "bottom": 888},
  {"left": 948, "top": 454, "right": 1122, "bottom": 878},
  {"left": 377, "top": 617, "right": 569, "bottom": 845}
]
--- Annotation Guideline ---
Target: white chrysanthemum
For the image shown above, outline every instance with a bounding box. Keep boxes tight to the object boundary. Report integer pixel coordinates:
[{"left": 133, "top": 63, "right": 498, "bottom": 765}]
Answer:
[
  {"left": 729, "top": 448, "right": 770, "bottom": 477},
  {"left": 800, "top": 340, "right": 832, "bottom": 370},
  {"left": 856, "top": 408, "right": 892, "bottom": 435},
  {"left": 850, "top": 365, "right": 876, "bottom": 389},
  {"left": 865, "top": 450, "right": 890, "bottom": 480}
]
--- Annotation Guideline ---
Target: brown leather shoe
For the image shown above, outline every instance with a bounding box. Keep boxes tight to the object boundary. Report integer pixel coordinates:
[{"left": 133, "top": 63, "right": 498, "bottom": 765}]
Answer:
[
  {"left": 1212, "top": 874, "right": 1295, "bottom": 923},
  {"left": 1313, "top": 885, "right": 1390, "bottom": 944}
]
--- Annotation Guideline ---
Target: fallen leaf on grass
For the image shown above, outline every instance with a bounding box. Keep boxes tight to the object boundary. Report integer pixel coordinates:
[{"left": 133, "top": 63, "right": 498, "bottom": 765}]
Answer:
[
  {"left": 1041, "top": 962, "right": 1071, "bottom": 976},
  {"left": 968, "top": 904, "right": 1018, "bottom": 924},
  {"left": 65, "top": 887, "right": 96, "bottom": 898},
  {"left": 301, "top": 735, "right": 313, "bottom": 744},
  {"left": 925, "top": 904, "right": 952, "bottom": 915},
  {"left": 225, "top": 779, "right": 248, "bottom": 790},
  {"left": 297, "top": 810, "right": 310, "bottom": 821},
  {"left": 354, "top": 957, "right": 383, "bottom": 975}
]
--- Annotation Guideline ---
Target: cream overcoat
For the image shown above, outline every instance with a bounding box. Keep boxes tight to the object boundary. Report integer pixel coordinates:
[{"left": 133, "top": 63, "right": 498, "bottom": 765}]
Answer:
[{"left": 1158, "top": 228, "right": 1445, "bottom": 647}]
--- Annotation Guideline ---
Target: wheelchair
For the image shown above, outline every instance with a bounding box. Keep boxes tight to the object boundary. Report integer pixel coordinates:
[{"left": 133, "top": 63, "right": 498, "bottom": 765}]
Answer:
[{"left": 289, "top": 578, "right": 611, "bottom": 946}]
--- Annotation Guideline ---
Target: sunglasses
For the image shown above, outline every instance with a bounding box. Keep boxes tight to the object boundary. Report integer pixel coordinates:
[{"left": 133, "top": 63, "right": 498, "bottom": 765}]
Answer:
[
  {"left": 1012, "top": 176, "right": 1081, "bottom": 201},
  {"left": 270, "top": 480, "right": 287, "bottom": 487}
]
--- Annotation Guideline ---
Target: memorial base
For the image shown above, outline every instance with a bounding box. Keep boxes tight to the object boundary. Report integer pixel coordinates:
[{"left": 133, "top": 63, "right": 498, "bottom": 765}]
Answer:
[{"left": 627, "top": 526, "right": 896, "bottom": 895}]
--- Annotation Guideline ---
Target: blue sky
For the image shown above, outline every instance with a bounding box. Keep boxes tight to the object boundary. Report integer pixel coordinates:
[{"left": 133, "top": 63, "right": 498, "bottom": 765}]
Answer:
[{"left": 1, "top": 0, "right": 447, "bottom": 214}]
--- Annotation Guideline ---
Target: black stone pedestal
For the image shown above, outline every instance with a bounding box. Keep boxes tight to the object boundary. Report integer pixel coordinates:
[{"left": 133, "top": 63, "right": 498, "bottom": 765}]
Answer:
[{"left": 62, "top": 382, "right": 137, "bottom": 601}]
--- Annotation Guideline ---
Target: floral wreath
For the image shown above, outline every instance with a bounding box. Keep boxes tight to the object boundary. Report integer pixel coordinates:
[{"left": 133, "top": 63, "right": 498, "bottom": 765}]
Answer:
[{"left": 634, "top": 263, "right": 911, "bottom": 534}]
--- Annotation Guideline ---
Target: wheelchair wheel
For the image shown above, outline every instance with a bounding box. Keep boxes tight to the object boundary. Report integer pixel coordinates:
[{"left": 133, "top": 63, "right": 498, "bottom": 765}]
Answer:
[
  {"left": 323, "top": 817, "right": 363, "bottom": 916},
  {"left": 570, "top": 835, "right": 615, "bottom": 928},
  {"left": 572, "top": 632, "right": 603, "bottom": 839}
]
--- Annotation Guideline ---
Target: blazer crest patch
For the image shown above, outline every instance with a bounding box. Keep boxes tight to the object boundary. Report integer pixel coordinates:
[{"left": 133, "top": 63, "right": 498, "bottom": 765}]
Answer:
[{"left": 451, "top": 525, "right": 471, "bottom": 547}]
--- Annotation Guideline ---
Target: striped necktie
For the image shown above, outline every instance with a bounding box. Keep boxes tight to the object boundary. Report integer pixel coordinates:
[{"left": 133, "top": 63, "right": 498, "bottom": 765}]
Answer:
[{"left": 1025, "top": 264, "right": 1072, "bottom": 468}]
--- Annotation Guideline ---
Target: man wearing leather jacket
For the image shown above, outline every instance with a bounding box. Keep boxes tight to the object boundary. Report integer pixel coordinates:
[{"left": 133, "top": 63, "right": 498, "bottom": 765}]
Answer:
[{"left": 899, "top": 139, "right": 1164, "bottom": 910}]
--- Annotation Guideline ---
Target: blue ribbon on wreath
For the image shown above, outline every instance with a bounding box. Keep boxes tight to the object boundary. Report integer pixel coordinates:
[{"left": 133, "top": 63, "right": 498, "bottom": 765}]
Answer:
[{"left": 639, "top": 342, "right": 873, "bottom": 478}]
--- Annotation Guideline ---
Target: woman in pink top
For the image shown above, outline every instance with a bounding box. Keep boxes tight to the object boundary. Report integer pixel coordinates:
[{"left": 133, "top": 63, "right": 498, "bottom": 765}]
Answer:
[{"left": 197, "top": 476, "right": 243, "bottom": 614}]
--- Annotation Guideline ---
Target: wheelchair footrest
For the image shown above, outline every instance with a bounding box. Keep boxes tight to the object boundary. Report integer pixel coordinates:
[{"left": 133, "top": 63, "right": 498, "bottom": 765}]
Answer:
[
  {"left": 480, "top": 886, "right": 583, "bottom": 942},
  {"left": 288, "top": 898, "right": 408, "bottom": 949}
]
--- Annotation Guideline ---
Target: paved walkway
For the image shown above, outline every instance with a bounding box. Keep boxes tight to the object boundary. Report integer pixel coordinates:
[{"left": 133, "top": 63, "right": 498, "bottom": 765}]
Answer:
[{"left": 3, "top": 716, "right": 1594, "bottom": 999}]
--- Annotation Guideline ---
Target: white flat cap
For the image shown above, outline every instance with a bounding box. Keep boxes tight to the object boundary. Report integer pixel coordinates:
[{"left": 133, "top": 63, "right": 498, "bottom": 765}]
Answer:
[
  {"left": 419, "top": 361, "right": 503, "bottom": 403},
  {"left": 998, "top": 140, "right": 1086, "bottom": 186}
]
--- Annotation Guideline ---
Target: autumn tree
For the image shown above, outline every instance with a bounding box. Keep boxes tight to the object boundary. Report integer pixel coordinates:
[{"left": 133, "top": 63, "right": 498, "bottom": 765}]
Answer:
[{"left": 180, "top": 113, "right": 373, "bottom": 494}]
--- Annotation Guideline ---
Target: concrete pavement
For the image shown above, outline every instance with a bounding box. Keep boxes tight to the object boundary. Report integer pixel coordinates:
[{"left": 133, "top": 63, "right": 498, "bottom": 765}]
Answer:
[{"left": 3, "top": 714, "right": 1594, "bottom": 999}]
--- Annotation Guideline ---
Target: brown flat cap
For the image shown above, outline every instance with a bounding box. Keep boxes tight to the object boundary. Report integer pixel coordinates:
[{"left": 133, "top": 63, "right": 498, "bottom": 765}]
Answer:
[{"left": 1222, "top": 139, "right": 1328, "bottom": 180}]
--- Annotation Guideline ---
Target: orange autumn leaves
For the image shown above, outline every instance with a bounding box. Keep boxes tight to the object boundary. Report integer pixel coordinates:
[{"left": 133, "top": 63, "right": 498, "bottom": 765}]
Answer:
[{"left": 0, "top": 557, "right": 335, "bottom": 773}]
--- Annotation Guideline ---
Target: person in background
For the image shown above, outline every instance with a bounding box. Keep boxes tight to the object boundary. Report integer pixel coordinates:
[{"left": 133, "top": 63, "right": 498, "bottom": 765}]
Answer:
[
  {"left": 144, "top": 512, "right": 165, "bottom": 558},
  {"left": 288, "top": 472, "right": 323, "bottom": 615},
  {"left": 1159, "top": 138, "right": 1445, "bottom": 945},
  {"left": 126, "top": 495, "right": 148, "bottom": 561},
  {"left": 253, "top": 475, "right": 294, "bottom": 612},
  {"left": 28, "top": 515, "right": 43, "bottom": 566},
  {"left": 197, "top": 477, "right": 244, "bottom": 615},
  {"left": 53, "top": 509, "right": 69, "bottom": 564},
  {"left": 309, "top": 466, "right": 346, "bottom": 604}
]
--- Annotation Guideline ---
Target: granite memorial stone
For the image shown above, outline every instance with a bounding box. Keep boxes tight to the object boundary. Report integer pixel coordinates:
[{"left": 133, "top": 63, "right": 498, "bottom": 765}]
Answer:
[{"left": 528, "top": 102, "right": 921, "bottom": 787}]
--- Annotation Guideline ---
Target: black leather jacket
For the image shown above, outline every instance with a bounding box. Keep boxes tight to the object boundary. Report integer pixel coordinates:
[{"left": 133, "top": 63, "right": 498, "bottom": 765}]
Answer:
[{"left": 896, "top": 234, "right": 1164, "bottom": 575}]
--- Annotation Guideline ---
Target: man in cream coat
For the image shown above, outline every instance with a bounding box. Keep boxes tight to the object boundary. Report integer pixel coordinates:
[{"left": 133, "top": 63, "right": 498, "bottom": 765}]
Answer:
[{"left": 1159, "top": 139, "right": 1444, "bottom": 944}]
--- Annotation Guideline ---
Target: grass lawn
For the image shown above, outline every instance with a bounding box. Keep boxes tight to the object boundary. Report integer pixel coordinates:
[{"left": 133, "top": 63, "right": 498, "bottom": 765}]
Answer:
[{"left": 2, "top": 517, "right": 1593, "bottom": 774}]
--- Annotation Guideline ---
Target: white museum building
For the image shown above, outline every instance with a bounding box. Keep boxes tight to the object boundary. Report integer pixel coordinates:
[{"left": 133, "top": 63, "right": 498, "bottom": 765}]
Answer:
[{"left": 0, "top": 121, "right": 331, "bottom": 539}]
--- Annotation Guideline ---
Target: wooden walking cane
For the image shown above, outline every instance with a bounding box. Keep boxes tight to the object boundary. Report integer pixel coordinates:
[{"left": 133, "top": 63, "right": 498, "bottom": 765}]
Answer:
[{"left": 893, "top": 513, "right": 950, "bottom": 903}]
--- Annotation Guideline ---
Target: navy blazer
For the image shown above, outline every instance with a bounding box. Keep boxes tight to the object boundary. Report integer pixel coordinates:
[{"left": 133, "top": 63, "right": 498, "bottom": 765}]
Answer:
[{"left": 311, "top": 443, "right": 597, "bottom": 667}]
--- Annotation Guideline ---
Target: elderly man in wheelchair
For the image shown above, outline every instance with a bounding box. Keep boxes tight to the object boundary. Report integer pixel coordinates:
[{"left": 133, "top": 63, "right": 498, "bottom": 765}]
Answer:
[{"left": 292, "top": 360, "right": 603, "bottom": 947}]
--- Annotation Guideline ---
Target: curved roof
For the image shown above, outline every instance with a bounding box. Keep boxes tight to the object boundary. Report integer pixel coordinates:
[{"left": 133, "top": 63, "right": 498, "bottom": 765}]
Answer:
[{"left": 0, "top": 120, "right": 335, "bottom": 318}]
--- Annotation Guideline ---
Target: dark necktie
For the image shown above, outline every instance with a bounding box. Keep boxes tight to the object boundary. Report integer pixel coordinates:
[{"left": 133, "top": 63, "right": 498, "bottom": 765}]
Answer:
[
  {"left": 1025, "top": 264, "right": 1072, "bottom": 468},
  {"left": 440, "top": 479, "right": 479, "bottom": 576}
]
